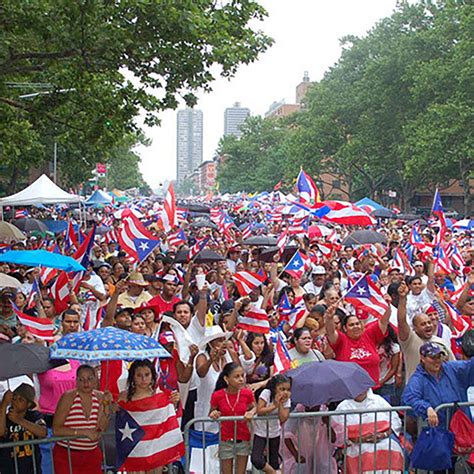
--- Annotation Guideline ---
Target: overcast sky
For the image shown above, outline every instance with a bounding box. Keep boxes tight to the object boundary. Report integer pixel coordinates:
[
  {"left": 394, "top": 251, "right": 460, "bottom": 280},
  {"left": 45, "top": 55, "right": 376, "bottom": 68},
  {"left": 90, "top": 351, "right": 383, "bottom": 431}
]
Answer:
[{"left": 137, "top": 0, "right": 399, "bottom": 190}]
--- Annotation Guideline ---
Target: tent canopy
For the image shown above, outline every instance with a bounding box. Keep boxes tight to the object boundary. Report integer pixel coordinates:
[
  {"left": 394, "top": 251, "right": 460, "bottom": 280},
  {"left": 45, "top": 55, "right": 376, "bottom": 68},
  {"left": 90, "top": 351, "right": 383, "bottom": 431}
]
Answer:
[
  {"left": 85, "top": 189, "right": 113, "bottom": 206},
  {"left": 355, "top": 197, "right": 389, "bottom": 212},
  {"left": 0, "top": 175, "right": 82, "bottom": 207}
]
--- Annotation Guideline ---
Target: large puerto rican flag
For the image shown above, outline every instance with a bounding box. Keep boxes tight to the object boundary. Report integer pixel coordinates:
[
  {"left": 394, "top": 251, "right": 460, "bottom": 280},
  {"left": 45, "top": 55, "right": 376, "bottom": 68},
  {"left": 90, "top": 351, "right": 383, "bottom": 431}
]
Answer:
[
  {"left": 344, "top": 275, "right": 388, "bottom": 318},
  {"left": 116, "top": 392, "right": 184, "bottom": 471},
  {"left": 321, "top": 201, "right": 376, "bottom": 227},
  {"left": 12, "top": 303, "right": 55, "bottom": 341},
  {"left": 296, "top": 168, "right": 320, "bottom": 205},
  {"left": 233, "top": 271, "right": 266, "bottom": 296},
  {"left": 237, "top": 307, "right": 270, "bottom": 334},
  {"left": 118, "top": 213, "right": 155, "bottom": 261}
]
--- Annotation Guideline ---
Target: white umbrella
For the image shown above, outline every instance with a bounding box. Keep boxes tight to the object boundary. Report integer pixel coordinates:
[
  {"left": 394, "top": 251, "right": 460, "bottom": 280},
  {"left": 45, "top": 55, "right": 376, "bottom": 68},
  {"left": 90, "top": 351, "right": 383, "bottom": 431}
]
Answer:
[{"left": 0, "top": 272, "right": 22, "bottom": 289}]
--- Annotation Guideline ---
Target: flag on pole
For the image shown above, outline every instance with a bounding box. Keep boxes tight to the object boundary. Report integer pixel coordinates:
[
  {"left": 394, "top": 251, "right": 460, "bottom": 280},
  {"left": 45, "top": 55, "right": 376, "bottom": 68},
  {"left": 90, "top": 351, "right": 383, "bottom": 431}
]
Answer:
[
  {"left": 431, "top": 189, "right": 447, "bottom": 230},
  {"left": 237, "top": 307, "right": 270, "bottom": 334},
  {"left": 161, "top": 182, "right": 177, "bottom": 232},
  {"left": 133, "top": 238, "right": 160, "bottom": 262},
  {"left": 344, "top": 275, "right": 389, "bottom": 318},
  {"left": 167, "top": 229, "right": 187, "bottom": 247},
  {"left": 240, "top": 225, "right": 252, "bottom": 240},
  {"left": 64, "top": 220, "right": 78, "bottom": 252},
  {"left": 296, "top": 169, "right": 320, "bottom": 205},
  {"left": 118, "top": 215, "right": 155, "bottom": 261},
  {"left": 283, "top": 250, "right": 306, "bottom": 279},
  {"left": 232, "top": 271, "right": 267, "bottom": 296},
  {"left": 188, "top": 237, "right": 210, "bottom": 262},
  {"left": 12, "top": 303, "right": 55, "bottom": 341},
  {"left": 273, "top": 334, "right": 292, "bottom": 374},
  {"left": 276, "top": 229, "right": 288, "bottom": 258},
  {"left": 26, "top": 278, "right": 40, "bottom": 310}
]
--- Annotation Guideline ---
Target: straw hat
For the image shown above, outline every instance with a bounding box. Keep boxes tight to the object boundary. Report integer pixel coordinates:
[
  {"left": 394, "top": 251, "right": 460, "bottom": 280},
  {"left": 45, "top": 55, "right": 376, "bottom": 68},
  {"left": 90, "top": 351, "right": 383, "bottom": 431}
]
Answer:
[{"left": 128, "top": 272, "right": 149, "bottom": 286}]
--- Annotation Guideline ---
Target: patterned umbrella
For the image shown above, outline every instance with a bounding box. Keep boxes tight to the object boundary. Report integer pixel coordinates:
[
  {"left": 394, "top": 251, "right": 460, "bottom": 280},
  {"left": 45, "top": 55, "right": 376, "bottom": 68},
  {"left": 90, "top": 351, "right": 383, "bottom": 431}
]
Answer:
[{"left": 49, "top": 327, "right": 171, "bottom": 361}]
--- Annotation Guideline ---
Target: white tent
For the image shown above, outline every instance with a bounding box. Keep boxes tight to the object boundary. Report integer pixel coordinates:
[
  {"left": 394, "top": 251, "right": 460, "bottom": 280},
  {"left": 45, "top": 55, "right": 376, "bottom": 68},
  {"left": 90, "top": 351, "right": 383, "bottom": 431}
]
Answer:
[{"left": 0, "top": 174, "right": 82, "bottom": 207}]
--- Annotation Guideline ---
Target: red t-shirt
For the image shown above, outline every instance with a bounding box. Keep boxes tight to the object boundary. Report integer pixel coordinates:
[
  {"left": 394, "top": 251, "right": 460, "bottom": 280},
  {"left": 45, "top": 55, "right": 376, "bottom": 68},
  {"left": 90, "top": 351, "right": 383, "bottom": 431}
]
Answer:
[
  {"left": 210, "top": 388, "right": 254, "bottom": 441},
  {"left": 158, "top": 349, "right": 180, "bottom": 391},
  {"left": 148, "top": 294, "right": 180, "bottom": 319},
  {"left": 329, "top": 321, "right": 386, "bottom": 386}
]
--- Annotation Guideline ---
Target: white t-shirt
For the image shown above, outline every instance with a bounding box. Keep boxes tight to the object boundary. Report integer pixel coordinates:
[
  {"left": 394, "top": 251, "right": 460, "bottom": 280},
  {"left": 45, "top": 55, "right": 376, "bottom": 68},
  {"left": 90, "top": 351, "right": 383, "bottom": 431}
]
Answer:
[
  {"left": 253, "top": 388, "right": 291, "bottom": 438},
  {"left": 407, "top": 288, "right": 434, "bottom": 322},
  {"left": 303, "top": 281, "right": 323, "bottom": 296}
]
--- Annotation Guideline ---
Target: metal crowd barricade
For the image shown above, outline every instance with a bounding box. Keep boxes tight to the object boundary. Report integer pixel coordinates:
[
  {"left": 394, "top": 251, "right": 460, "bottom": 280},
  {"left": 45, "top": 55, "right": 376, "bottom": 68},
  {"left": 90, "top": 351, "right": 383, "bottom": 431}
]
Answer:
[
  {"left": 0, "top": 431, "right": 116, "bottom": 474},
  {"left": 184, "top": 405, "right": 413, "bottom": 474},
  {"left": 434, "top": 401, "right": 474, "bottom": 474}
]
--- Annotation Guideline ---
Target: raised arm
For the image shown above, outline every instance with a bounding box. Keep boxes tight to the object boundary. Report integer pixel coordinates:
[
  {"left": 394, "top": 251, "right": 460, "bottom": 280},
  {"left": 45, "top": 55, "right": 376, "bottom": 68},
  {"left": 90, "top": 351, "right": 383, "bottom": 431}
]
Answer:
[
  {"left": 426, "top": 258, "right": 435, "bottom": 294},
  {"left": 324, "top": 304, "right": 339, "bottom": 345},
  {"left": 378, "top": 294, "right": 392, "bottom": 335},
  {"left": 396, "top": 282, "right": 410, "bottom": 342},
  {"left": 101, "top": 279, "right": 126, "bottom": 327}
]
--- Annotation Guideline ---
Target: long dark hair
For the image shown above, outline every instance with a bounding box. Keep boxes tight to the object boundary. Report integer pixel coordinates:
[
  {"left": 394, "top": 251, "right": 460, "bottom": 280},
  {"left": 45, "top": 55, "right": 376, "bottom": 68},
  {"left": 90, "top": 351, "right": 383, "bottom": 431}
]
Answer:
[
  {"left": 126, "top": 359, "right": 158, "bottom": 401},
  {"left": 214, "top": 362, "right": 240, "bottom": 392},
  {"left": 245, "top": 332, "right": 273, "bottom": 366},
  {"left": 267, "top": 374, "right": 291, "bottom": 402}
]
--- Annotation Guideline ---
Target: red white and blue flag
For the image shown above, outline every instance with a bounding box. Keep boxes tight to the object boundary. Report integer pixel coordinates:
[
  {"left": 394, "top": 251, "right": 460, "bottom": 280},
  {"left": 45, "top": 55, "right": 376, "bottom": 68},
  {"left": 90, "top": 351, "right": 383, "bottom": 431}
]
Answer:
[
  {"left": 273, "top": 333, "right": 293, "bottom": 374},
  {"left": 14, "top": 209, "right": 29, "bottom": 219},
  {"left": 296, "top": 169, "right": 320, "bottom": 205},
  {"left": 237, "top": 307, "right": 270, "bottom": 334},
  {"left": 133, "top": 238, "right": 160, "bottom": 262},
  {"left": 233, "top": 271, "right": 267, "bottom": 297},
  {"left": 344, "top": 275, "right": 388, "bottom": 318},
  {"left": 26, "top": 278, "right": 40, "bottom": 310},
  {"left": 118, "top": 215, "right": 155, "bottom": 261},
  {"left": 64, "top": 220, "right": 78, "bottom": 252},
  {"left": 240, "top": 225, "right": 252, "bottom": 240},
  {"left": 12, "top": 303, "right": 55, "bottom": 341},
  {"left": 161, "top": 182, "right": 177, "bottom": 232},
  {"left": 116, "top": 392, "right": 184, "bottom": 471},
  {"left": 283, "top": 250, "right": 306, "bottom": 279},
  {"left": 167, "top": 229, "right": 187, "bottom": 247},
  {"left": 431, "top": 189, "right": 447, "bottom": 230},
  {"left": 187, "top": 237, "right": 210, "bottom": 262}
]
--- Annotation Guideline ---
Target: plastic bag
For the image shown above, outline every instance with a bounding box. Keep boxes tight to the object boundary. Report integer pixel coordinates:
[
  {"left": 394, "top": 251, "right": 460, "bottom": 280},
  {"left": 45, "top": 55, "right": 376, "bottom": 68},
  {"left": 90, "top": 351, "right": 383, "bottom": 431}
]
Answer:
[
  {"left": 410, "top": 427, "right": 454, "bottom": 470},
  {"left": 449, "top": 408, "right": 474, "bottom": 454}
]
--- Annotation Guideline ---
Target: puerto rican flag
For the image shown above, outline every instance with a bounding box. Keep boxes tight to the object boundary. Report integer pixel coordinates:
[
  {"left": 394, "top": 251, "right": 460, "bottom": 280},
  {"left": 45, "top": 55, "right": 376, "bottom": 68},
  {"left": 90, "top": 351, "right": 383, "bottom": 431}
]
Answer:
[
  {"left": 118, "top": 214, "right": 155, "bottom": 261},
  {"left": 273, "top": 334, "right": 293, "bottom": 374},
  {"left": 167, "top": 229, "right": 187, "bottom": 247},
  {"left": 240, "top": 225, "right": 252, "bottom": 240},
  {"left": 104, "top": 228, "right": 119, "bottom": 244},
  {"left": 64, "top": 220, "right": 78, "bottom": 252},
  {"left": 431, "top": 189, "right": 447, "bottom": 230},
  {"left": 287, "top": 297, "right": 307, "bottom": 329},
  {"left": 176, "top": 208, "right": 188, "bottom": 223},
  {"left": 389, "top": 249, "right": 414, "bottom": 276},
  {"left": 237, "top": 307, "right": 270, "bottom": 334},
  {"left": 233, "top": 271, "right": 267, "bottom": 296},
  {"left": 12, "top": 303, "right": 55, "bottom": 341},
  {"left": 409, "top": 224, "right": 432, "bottom": 257},
  {"left": 276, "top": 228, "right": 289, "bottom": 258},
  {"left": 133, "top": 238, "right": 160, "bottom": 262},
  {"left": 161, "top": 182, "right": 177, "bottom": 232},
  {"left": 273, "top": 180, "right": 282, "bottom": 192},
  {"left": 117, "top": 392, "right": 184, "bottom": 471},
  {"left": 445, "top": 243, "right": 465, "bottom": 273},
  {"left": 268, "top": 209, "right": 283, "bottom": 224},
  {"left": 321, "top": 201, "right": 376, "bottom": 227},
  {"left": 14, "top": 209, "right": 29, "bottom": 219},
  {"left": 296, "top": 169, "right": 320, "bottom": 205},
  {"left": 433, "top": 245, "right": 453, "bottom": 275},
  {"left": 26, "top": 278, "right": 40, "bottom": 310},
  {"left": 283, "top": 250, "right": 306, "bottom": 279},
  {"left": 187, "top": 236, "right": 210, "bottom": 262},
  {"left": 39, "top": 243, "right": 61, "bottom": 286},
  {"left": 344, "top": 275, "right": 388, "bottom": 318},
  {"left": 288, "top": 213, "right": 309, "bottom": 236},
  {"left": 443, "top": 300, "right": 470, "bottom": 338}
]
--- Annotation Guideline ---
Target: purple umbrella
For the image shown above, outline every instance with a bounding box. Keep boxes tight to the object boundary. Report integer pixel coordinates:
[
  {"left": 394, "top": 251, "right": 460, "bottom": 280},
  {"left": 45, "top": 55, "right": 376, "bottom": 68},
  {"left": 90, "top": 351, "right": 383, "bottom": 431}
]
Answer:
[{"left": 287, "top": 360, "right": 374, "bottom": 406}]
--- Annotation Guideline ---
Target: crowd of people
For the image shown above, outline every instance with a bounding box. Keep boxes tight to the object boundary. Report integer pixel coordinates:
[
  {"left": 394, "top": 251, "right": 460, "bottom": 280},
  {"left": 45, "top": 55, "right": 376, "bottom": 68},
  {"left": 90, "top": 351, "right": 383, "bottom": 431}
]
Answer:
[{"left": 0, "top": 192, "right": 473, "bottom": 474}]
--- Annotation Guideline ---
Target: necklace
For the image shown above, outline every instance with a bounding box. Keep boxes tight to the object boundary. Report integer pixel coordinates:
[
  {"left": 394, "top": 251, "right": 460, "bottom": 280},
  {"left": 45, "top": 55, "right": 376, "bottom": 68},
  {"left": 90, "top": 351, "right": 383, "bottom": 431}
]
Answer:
[{"left": 224, "top": 389, "right": 241, "bottom": 413}]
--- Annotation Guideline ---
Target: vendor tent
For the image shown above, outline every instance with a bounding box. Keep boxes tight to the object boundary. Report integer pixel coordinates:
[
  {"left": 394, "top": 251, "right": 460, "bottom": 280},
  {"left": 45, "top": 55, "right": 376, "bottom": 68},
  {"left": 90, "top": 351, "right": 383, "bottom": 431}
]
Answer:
[
  {"left": 85, "top": 189, "right": 113, "bottom": 206},
  {"left": 355, "top": 197, "right": 389, "bottom": 212},
  {"left": 0, "top": 175, "right": 82, "bottom": 207}
]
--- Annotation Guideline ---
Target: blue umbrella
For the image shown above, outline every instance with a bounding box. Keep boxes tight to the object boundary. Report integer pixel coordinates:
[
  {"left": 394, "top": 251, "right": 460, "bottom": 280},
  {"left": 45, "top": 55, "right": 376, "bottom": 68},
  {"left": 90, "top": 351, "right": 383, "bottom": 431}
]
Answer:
[
  {"left": 49, "top": 327, "right": 171, "bottom": 361},
  {"left": 287, "top": 360, "right": 374, "bottom": 406},
  {"left": 0, "top": 250, "right": 85, "bottom": 272}
]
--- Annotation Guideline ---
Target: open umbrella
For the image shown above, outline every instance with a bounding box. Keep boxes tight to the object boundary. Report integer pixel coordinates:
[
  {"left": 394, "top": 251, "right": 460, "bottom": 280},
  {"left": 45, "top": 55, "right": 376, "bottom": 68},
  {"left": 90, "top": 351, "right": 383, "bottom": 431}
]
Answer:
[
  {"left": 173, "top": 249, "right": 225, "bottom": 264},
  {"left": 0, "top": 344, "right": 67, "bottom": 380},
  {"left": 0, "top": 249, "right": 85, "bottom": 272},
  {"left": 287, "top": 360, "right": 374, "bottom": 406},
  {"left": 371, "top": 208, "right": 396, "bottom": 219},
  {"left": 0, "top": 273, "right": 21, "bottom": 289},
  {"left": 242, "top": 236, "right": 277, "bottom": 247},
  {"left": 258, "top": 245, "right": 299, "bottom": 263},
  {"left": 49, "top": 326, "right": 170, "bottom": 361},
  {"left": 13, "top": 218, "right": 48, "bottom": 233},
  {"left": 342, "top": 230, "right": 387, "bottom": 246},
  {"left": 191, "top": 218, "right": 218, "bottom": 230},
  {"left": 0, "top": 222, "right": 25, "bottom": 243}
]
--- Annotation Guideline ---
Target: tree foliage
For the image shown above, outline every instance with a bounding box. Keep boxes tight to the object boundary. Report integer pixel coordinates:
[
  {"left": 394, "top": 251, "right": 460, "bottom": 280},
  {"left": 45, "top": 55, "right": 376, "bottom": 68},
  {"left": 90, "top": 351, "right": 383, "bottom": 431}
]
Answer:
[
  {"left": 217, "top": 0, "right": 473, "bottom": 213},
  {"left": 0, "top": 0, "right": 273, "bottom": 192}
]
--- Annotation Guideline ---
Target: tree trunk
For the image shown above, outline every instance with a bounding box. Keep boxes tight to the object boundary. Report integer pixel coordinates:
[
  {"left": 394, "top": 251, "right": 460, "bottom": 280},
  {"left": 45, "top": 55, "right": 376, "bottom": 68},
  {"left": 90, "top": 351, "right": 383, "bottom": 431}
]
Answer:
[{"left": 7, "top": 164, "right": 18, "bottom": 194}]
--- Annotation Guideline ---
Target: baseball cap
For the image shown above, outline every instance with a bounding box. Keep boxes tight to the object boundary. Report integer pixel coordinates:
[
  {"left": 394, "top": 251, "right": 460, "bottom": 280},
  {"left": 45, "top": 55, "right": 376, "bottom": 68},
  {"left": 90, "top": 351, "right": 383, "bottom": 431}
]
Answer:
[
  {"left": 312, "top": 265, "right": 326, "bottom": 275},
  {"left": 159, "top": 331, "right": 175, "bottom": 345},
  {"left": 413, "top": 261, "right": 424, "bottom": 267},
  {"left": 420, "top": 342, "right": 445, "bottom": 357}
]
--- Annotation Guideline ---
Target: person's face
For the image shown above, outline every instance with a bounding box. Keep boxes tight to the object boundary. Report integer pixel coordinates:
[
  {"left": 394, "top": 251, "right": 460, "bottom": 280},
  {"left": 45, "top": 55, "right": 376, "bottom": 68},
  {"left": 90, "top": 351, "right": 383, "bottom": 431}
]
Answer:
[
  {"left": 115, "top": 312, "right": 132, "bottom": 330},
  {"left": 0, "top": 298, "right": 13, "bottom": 314},
  {"left": 174, "top": 303, "right": 191, "bottom": 327},
  {"left": 251, "top": 336, "right": 265, "bottom": 357},
  {"left": 325, "top": 290, "right": 339, "bottom": 306},
  {"left": 141, "top": 309, "right": 155, "bottom": 325},
  {"left": 249, "top": 261, "right": 259, "bottom": 272},
  {"left": 275, "top": 381, "right": 291, "bottom": 400},
  {"left": 305, "top": 297, "right": 317, "bottom": 311},
  {"left": 131, "top": 316, "right": 146, "bottom": 335},
  {"left": 345, "top": 316, "right": 363, "bottom": 340},
  {"left": 409, "top": 279, "right": 424, "bottom": 295},
  {"left": 224, "top": 366, "right": 245, "bottom": 390},
  {"left": 134, "top": 366, "right": 153, "bottom": 390},
  {"left": 77, "top": 369, "right": 96, "bottom": 393},
  {"left": 312, "top": 274, "right": 325, "bottom": 286},
  {"left": 413, "top": 314, "right": 435, "bottom": 339},
  {"left": 163, "top": 281, "right": 177, "bottom": 298},
  {"left": 389, "top": 270, "right": 402, "bottom": 283},
  {"left": 295, "top": 331, "right": 312, "bottom": 354},
  {"left": 414, "top": 264, "right": 424, "bottom": 275},
  {"left": 290, "top": 276, "right": 301, "bottom": 288},
  {"left": 332, "top": 279, "right": 341, "bottom": 291},
  {"left": 421, "top": 353, "right": 443, "bottom": 375},
  {"left": 62, "top": 314, "right": 80, "bottom": 335},
  {"left": 21, "top": 332, "right": 36, "bottom": 344},
  {"left": 269, "top": 311, "right": 280, "bottom": 328},
  {"left": 313, "top": 312, "right": 325, "bottom": 328},
  {"left": 98, "top": 266, "right": 110, "bottom": 281},
  {"left": 113, "top": 263, "right": 124, "bottom": 276},
  {"left": 43, "top": 300, "right": 56, "bottom": 318},
  {"left": 228, "top": 251, "right": 239, "bottom": 262},
  {"left": 461, "top": 299, "right": 474, "bottom": 317},
  {"left": 428, "top": 311, "right": 439, "bottom": 326},
  {"left": 128, "top": 284, "right": 144, "bottom": 297},
  {"left": 210, "top": 338, "right": 227, "bottom": 356},
  {"left": 11, "top": 393, "right": 30, "bottom": 413},
  {"left": 15, "top": 292, "right": 26, "bottom": 307},
  {"left": 334, "top": 315, "right": 341, "bottom": 331}
]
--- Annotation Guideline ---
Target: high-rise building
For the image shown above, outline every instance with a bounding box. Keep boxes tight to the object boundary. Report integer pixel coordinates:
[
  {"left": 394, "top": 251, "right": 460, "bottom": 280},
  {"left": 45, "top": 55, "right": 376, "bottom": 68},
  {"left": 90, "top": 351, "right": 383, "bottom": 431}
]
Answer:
[
  {"left": 176, "top": 109, "right": 203, "bottom": 184},
  {"left": 296, "top": 71, "right": 312, "bottom": 104},
  {"left": 224, "top": 102, "right": 250, "bottom": 138}
]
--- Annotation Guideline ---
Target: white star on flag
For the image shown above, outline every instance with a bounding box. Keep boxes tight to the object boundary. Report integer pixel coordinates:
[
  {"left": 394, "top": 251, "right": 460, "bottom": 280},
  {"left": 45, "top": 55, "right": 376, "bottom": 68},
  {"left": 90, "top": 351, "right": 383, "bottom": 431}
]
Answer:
[
  {"left": 356, "top": 287, "right": 366, "bottom": 295},
  {"left": 139, "top": 242, "right": 149, "bottom": 251},
  {"left": 119, "top": 421, "right": 137, "bottom": 442}
]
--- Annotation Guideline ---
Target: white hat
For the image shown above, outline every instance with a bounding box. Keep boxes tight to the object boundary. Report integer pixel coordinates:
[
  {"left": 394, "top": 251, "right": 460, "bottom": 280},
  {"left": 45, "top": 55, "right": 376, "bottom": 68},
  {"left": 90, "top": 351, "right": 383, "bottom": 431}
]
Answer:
[
  {"left": 312, "top": 265, "right": 326, "bottom": 275},
  {"left": 198, "top": 325, "right": 232, "bottom": 350}
]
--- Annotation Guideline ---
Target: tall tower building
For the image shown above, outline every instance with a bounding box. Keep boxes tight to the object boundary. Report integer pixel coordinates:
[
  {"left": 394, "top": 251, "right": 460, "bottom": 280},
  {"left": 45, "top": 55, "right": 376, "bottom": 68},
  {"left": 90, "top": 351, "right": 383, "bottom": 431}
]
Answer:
[
  {"left": 176, "top": 109, "right": 203, "bottom": 184},
  {"left": 296, "top": 71, "right": 312, "bottom": 104},
  {"left": 224, "top": 102, "right": 250, "bottom": 139}
]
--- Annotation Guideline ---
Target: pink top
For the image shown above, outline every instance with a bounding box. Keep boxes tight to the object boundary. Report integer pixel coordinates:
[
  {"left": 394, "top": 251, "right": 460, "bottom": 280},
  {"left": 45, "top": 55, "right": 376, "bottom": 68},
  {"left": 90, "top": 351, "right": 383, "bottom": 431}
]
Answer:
[{"left": 38, "top": 360, "right": 80, "bottom": 414}]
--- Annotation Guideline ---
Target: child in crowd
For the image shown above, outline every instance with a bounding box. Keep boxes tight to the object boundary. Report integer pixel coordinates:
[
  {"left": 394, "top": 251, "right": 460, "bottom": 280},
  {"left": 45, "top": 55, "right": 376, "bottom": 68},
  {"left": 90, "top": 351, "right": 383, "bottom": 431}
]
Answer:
[
  {"left": 0, "top": 384, "right": 47, "bottom": 474},
  {"left": 251, "top": 374, "right": 291, "bottom": 473},
  {"left": 209, "top": 362, "right": 255, "bottom": 474}
]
